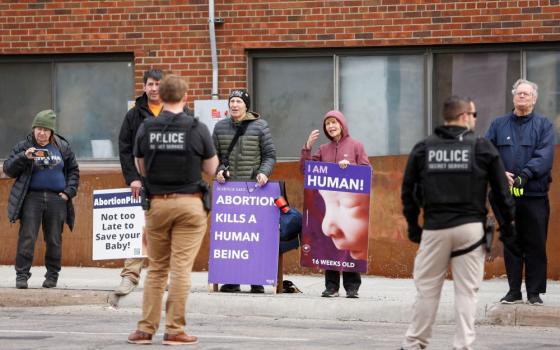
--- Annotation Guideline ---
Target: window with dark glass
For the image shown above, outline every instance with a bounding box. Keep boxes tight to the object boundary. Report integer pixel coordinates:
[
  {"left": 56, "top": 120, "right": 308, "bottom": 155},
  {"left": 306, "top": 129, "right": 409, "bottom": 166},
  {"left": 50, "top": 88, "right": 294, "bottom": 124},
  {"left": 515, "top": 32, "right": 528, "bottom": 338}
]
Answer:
[
  {"left": 251, "top": 45, "right": 560, "bottom": 159},
  {"left": 339, "top": 55, "right": 425, "bottom": 156},
  {"left": 253, "top": 56, "right": 334, "bottom": 158},
  {"left": 527, "top": 50, "right": 560, "bottom": 141},
  {"left": 251, "top": 52, "right": 426, "bottom": 158},
  {"left": 0, "top": 55, "right": 133, "bottom": 161},
  {"left": 432, "top": 51, "right": 520, "bottom": 135}
]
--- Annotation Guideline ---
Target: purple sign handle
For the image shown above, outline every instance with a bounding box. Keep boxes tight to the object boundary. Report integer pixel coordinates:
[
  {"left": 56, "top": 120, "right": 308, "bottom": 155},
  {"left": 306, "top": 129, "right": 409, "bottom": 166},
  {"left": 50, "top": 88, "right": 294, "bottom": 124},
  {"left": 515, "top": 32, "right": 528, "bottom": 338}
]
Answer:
[{"left": 208, "top": 181, "right": 281, "bottom": 286}]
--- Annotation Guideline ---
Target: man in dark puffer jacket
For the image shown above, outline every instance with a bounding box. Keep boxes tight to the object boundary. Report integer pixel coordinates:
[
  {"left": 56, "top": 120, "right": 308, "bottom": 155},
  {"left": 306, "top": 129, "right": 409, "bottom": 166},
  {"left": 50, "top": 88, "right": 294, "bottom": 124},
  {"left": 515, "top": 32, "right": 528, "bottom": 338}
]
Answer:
[{"left": 212, "top": 89, "right": 276, "bottom": 293}]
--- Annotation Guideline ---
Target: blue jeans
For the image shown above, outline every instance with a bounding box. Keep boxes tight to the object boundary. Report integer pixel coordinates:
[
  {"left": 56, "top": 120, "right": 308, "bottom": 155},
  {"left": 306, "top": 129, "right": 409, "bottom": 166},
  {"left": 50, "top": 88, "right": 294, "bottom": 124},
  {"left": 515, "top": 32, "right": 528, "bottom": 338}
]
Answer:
[{"left": 15, "top": 190, "right": 67, "bottom": 281}]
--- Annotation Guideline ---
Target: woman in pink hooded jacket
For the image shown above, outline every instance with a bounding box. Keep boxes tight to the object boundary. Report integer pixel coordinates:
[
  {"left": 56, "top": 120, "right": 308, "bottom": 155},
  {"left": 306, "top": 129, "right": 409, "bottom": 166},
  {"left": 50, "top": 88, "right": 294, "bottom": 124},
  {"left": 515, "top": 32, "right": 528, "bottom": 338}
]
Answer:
[{"left": 300, "top": 110, "right": 371, "bottom": 298}]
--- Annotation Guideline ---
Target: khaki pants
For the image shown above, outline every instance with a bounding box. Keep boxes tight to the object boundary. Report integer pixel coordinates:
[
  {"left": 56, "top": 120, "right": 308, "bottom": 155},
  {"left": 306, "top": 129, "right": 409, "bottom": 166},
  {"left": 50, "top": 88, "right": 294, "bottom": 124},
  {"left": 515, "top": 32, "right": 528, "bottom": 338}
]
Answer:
[
  {"left": 402, "top": 222, "right": 485, "bottom": 350},
  {"left": 120, "top": 257, "right": 144, "bottom": 285},
  {"left": 137, "top": 196, "right": 207, "bottom": 335}
]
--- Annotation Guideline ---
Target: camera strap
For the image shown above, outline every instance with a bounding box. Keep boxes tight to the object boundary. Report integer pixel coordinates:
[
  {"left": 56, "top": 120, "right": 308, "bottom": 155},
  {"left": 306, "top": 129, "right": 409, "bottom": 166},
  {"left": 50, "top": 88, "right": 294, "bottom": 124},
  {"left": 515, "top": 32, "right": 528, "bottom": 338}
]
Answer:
[{"left": 221, "top": 121, "right": 250, "bottom": 169}]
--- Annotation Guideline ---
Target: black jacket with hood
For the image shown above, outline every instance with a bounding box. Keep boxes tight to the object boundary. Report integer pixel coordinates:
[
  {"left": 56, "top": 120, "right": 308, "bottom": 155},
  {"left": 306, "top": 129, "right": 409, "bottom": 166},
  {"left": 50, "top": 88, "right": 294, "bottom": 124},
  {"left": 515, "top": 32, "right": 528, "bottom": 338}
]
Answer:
[
  {"left": 401, "top": 125, "right": 514, "bottom": 230},
  {"left": 118, "top": 93, "right": 193, "bottom": 185},
  {"left": 3, "top": 133, "right": 80, "bottom": 230}
]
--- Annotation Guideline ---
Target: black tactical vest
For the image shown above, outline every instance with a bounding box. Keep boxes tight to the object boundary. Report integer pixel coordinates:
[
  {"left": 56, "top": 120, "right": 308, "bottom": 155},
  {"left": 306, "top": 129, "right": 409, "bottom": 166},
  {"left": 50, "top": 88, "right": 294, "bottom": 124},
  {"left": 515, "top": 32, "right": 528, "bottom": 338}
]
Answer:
[
  {"left": 422, "top": 132, "right": 477, "bottom": 206},
  {"left": 142, "top": 113, "right": 201, "bottom": 193}
]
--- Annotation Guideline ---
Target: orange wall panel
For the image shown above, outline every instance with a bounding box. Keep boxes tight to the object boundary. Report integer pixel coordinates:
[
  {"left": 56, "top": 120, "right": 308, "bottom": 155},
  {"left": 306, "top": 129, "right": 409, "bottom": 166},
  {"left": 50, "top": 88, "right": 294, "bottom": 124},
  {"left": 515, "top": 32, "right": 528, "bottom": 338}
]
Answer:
[{"left": 2, "top": 151, "right": 560, "bottom": 280}]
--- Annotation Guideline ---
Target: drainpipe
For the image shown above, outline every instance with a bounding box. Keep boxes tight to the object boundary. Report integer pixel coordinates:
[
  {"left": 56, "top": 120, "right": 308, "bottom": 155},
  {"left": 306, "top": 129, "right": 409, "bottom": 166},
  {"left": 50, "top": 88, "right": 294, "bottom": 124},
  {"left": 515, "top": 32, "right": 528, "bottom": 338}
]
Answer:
[{"left": 208, "top": 0, "right": 224, "bottom": 100}]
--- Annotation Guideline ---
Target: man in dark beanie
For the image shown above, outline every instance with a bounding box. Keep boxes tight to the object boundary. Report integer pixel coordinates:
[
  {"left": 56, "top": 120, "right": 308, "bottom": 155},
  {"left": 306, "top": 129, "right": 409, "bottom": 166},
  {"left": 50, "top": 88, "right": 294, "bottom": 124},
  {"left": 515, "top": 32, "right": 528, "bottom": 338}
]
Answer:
[
  {"left": 228, "top": 89, "right": 251, "bottom": 110},
  {"left": 212, "top": 89, "right": 276, "bottom": 293}
]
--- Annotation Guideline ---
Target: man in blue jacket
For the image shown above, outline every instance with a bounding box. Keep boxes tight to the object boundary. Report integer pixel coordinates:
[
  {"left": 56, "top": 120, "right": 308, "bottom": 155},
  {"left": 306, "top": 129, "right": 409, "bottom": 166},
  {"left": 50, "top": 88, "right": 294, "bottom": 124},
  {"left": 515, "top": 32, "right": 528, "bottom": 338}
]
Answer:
[{"left": 486, "top": 78, "right": 555, "bottom": 306}]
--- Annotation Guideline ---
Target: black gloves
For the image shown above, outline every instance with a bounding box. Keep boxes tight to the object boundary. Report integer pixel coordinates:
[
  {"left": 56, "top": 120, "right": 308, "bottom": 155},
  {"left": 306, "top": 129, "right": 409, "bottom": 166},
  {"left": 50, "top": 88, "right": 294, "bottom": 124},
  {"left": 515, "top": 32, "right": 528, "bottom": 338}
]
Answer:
[
  {"left": 499, "top": 221, "right": 522, "bottom": 257},
  {"left": 408, "top": 224, "right": 422, "bottom": 244},
  {"left": 511, "top": 173, "right": 528, "bottom": 197}
]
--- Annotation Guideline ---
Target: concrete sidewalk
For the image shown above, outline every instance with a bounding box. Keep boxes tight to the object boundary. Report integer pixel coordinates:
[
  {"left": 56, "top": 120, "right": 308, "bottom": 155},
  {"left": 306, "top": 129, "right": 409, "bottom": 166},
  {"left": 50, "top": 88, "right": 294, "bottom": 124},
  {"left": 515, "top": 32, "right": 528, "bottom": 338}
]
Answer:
[{"left": 1, "top": 265, "right": 559, "bottom": 327}]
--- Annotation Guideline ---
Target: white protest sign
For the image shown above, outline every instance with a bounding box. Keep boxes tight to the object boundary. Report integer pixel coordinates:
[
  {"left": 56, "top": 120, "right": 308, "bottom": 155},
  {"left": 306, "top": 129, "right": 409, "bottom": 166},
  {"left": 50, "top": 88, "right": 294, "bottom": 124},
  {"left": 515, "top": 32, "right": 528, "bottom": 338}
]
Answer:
[{"left": 92, "top": 188, "right": 146, "bottom": 260}]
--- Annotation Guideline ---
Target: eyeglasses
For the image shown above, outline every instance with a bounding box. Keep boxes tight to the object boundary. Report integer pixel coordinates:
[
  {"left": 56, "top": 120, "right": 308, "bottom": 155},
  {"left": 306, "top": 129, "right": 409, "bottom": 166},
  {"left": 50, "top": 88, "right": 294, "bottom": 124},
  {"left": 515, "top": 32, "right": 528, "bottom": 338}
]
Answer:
[{"left": 457, "top": 111, "right": 477, "bottom": 119}]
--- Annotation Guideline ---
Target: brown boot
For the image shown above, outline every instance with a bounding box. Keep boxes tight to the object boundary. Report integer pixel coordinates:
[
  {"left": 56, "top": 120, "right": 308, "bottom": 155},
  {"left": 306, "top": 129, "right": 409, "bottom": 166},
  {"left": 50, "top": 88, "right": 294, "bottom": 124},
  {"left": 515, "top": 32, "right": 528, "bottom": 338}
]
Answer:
[
  {"left": 162, "top": 331, "right": 198, "bottom": 345},
  {"left": 127, "top": 330, "right": 152, "bottom": 344}
]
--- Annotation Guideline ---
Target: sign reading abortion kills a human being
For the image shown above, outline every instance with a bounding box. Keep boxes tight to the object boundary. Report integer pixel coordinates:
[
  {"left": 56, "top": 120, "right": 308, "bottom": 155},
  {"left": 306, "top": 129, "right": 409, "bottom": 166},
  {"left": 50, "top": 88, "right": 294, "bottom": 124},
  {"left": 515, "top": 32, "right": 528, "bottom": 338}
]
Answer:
[
  {"left": 208, "top": 181, "right": 281, "bottom": 286},
  {"left": 92, "top": 188, "right": 146, "bottom": 260},
  {"left": 301, "top": 161, "right": 372, "bottom": 273}
]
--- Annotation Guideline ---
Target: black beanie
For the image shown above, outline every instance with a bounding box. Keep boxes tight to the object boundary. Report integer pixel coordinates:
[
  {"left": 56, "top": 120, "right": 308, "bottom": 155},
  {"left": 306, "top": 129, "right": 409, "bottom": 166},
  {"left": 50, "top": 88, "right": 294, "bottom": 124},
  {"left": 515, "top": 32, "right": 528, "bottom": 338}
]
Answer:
[{"left": 229, "top": 90, "right": 250, "bottom": 110}]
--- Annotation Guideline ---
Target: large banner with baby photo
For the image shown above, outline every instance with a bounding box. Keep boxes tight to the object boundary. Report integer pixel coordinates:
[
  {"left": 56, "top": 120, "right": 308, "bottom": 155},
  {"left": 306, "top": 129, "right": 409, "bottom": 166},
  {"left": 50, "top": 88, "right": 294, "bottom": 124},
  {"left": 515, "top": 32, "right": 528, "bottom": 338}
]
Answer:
[{"left": 301, "top": 161, "right": 372, "bottom": 273}]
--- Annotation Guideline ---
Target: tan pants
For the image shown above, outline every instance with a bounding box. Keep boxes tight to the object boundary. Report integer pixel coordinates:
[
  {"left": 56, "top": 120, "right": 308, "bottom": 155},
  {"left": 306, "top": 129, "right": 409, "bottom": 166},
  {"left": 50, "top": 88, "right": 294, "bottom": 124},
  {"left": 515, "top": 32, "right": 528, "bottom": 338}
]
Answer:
[
  {"left": 137, "top": 196, "right": 207, "bottom": 335},
  {"left": 402, "top": 222, "right": 485, "bottom": 350},
  {"left": 120, "top": 257, "right": 144, "bottom": 284}
]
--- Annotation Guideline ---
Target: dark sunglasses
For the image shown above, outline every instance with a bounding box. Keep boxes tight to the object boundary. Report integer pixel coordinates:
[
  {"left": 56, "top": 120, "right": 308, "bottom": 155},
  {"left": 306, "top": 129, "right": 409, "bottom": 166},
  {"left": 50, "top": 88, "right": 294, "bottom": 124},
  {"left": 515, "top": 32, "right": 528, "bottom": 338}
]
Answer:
[{"left": 456, "top": 111, "right": 477, "bottom": 119}]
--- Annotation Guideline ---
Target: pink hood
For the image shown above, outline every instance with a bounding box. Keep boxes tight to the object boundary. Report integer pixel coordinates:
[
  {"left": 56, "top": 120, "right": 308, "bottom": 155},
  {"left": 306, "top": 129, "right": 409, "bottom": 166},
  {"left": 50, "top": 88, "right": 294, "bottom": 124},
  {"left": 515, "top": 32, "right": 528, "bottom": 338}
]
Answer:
[
  {"left": 299, "top": 109, "right": 370, "bottom": 173},
  {"left": 322, "top": 110, "right": 349, "bottom": 141}
]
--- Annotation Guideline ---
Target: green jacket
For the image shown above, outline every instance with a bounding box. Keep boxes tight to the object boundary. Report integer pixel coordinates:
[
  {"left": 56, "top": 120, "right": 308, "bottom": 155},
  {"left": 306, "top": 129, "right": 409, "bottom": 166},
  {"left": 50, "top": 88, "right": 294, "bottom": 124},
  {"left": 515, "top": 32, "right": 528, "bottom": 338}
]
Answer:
[{"left": 212, "top": 112, "right": 276, "bottom": 180}]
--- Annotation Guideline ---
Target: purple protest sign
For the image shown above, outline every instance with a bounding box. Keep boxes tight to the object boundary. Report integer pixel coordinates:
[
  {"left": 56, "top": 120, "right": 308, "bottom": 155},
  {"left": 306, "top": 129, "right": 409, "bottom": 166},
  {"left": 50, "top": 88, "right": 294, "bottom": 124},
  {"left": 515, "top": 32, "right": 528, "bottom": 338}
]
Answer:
[
  {"left": 303, "top": 161, "right": 371, "bottom": 193},
  {"left": 208, "top": 181, "right": 281, "bottom": 286},
  {"left": 301, "top": 161, "right": 372, "bottom": 273}
]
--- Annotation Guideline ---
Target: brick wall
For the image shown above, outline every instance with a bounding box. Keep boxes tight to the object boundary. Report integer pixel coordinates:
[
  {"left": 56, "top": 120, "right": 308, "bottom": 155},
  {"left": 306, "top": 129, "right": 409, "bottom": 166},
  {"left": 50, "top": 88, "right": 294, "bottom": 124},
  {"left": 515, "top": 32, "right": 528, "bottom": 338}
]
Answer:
[{"left": 1, "top": 0, "right": 559, "bottom": 98}]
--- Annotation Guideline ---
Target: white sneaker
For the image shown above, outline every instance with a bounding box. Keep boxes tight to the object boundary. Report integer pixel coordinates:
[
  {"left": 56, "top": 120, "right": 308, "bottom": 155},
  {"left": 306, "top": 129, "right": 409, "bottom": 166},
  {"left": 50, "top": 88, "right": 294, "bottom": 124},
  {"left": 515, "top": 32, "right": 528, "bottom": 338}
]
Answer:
[{"left": 114, "top": 277, "right": 137, "bottom": 296}]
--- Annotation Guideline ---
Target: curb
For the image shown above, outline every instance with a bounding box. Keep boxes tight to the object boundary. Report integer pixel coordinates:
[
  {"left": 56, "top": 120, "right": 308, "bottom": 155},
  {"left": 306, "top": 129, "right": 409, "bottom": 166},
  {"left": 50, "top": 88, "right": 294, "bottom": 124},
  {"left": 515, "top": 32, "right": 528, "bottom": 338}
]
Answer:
[
  {"left": 0, "top": 287, "right": 108, "bottom": 307},
  {"left": 3, "top": 286, "right": 560, "bottom": 329},
  {"left": 117, "top": 291, "right": 418, "bottom": 323},
  {"left": 114, "top": 289, "right": 560, "bottom": 328},
  {"left": 485, "top": 303, "right": 560, "bottom": 327}
]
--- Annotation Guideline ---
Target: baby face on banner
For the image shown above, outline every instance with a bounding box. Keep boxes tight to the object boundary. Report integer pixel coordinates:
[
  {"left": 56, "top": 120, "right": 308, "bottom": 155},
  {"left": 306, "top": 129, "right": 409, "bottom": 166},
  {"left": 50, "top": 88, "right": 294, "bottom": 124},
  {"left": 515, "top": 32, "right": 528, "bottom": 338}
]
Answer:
[{"left": 318, "top": 189, "right": 370, "bottom": 260}]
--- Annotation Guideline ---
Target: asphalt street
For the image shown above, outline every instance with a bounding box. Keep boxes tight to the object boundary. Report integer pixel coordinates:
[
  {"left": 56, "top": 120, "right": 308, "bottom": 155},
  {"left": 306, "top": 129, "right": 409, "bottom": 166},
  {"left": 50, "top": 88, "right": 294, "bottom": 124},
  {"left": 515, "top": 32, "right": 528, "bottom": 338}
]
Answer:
[{"left": 1, "top": 305, "right": 560, "bottom": 350}]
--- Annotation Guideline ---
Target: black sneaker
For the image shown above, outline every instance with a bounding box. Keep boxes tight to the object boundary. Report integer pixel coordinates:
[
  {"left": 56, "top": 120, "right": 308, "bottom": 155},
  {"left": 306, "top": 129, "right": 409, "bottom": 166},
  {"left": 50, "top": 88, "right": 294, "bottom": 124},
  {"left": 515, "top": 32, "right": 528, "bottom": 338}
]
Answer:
[
  {"left": 219, "top": 284, "right": 241, "bottom": 293},
  {"left": 346, "top": 290, "right": 359, "bottom": 299},
  {"left": 16, "top": 279, "right": 28, "bottom": 289},
  {"left": 527, "top": 294, "right": 543, "bottom": 306},
  {"left": 42, "top": 278, "right": 57, "bottom": 288},
  {"left": 321, "top": 289, "right": 339, "bottom": 297},
  {"left": 250, "top": 285, "right": 264, "bottom": 294},
  {"left": 500, "top": 291, "right": 523, "bottom": 304}
]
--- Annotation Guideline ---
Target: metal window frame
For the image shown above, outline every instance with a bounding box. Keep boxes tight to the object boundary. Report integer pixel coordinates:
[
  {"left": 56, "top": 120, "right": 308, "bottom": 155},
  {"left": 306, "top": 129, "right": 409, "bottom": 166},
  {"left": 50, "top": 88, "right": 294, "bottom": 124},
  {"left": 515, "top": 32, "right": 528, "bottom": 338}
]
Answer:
[
  {"left": 249, "top": 47, "right": 428, "bottom": 158},
  {"left": 248, "top": 42, "right": 560, "bottom": 158},
  {"left": 0, "top": 53, "right": 134, "bottom": 164}
]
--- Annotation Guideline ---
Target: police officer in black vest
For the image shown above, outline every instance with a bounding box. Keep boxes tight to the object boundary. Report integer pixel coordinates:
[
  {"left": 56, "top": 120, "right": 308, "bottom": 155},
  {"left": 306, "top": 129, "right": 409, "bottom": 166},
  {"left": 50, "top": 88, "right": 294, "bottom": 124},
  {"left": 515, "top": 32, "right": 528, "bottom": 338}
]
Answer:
[
  {"left": 400, "top": 96, "right": 518, "bottom": 350},
  {"left": 127, "top": 75, "right": 218, "bottom": 346}
]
